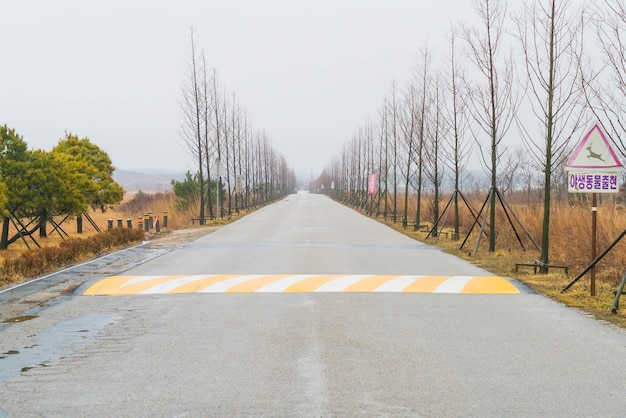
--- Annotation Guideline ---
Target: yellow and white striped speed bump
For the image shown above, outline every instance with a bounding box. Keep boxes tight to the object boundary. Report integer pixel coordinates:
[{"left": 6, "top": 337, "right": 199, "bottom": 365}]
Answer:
[{"left": 84, "top": 274, "right": 520, "bottom": 295}]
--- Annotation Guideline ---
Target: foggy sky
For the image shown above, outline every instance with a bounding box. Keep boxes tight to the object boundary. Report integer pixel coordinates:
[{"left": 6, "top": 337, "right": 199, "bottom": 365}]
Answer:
[{"left": 1, "top": 1, "right": 478, "bottom": 179}]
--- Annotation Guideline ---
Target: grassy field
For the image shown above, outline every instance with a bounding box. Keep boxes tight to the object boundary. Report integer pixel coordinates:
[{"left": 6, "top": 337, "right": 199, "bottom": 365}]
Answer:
[
  {"left": 1, "top": 190, "right": 626, "bottom": 328},
  {"left": 381, "top": 194, "right": 626, "bottom": 329}
]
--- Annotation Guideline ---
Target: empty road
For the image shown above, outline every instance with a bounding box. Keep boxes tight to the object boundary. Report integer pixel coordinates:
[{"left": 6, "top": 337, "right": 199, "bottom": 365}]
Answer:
[{"left": 1, "top": 192, "right": 625, "bottom": 417}]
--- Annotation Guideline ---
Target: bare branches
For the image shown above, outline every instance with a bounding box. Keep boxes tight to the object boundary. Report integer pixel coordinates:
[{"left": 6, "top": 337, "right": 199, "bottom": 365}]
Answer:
[
  {"left": 180, "top": 29, "right": 296, "bottom": 214},
  {"left": 584, "top": 0, "right": 626, "bottom": 158},
  {"left": 318, "top": 0, "right": 624, "bottom": 256},
  {"left": 462, "top": 0, "right": 517, "bottom": 174},
  {"left": 512, "top": 0, "right": 586, "bottom": 173}
]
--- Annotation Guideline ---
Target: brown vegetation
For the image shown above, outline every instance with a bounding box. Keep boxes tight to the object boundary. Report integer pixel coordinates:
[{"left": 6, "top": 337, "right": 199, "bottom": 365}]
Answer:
[
  {"left": 0, "top": 228, "right": 145, "bottom": 286},
  {"left": 376, "top": 190, "right": 626, "bottom": 327},
  {"left": 2, "top": 188, "right": 626, "bottom": 328},
  {"left": 0, "top": 190, "right": 242, "bottom": 287}
]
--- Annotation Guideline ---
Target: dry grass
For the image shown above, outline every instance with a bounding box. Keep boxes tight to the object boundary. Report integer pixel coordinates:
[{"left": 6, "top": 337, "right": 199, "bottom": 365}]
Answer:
[
  {"left": 0, "top": 191, "right": 245, "bottom": 285},
  {"left": 378, "top": 193, "right": 626, "bottom": 328},
  {"left": 3, "top": 190, "right": 626, "bottom": 328}
]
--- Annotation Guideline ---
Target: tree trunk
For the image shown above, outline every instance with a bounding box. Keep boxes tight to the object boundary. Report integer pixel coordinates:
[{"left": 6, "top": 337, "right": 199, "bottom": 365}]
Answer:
[
  {"left": 0, "top": 216, "right": 10, "bottom": 249},
  {"left": 39, "top": 210, "right": 48, "bottom": 238},
  {"left": 403, "top": 153, "right": 412, "bottom": 229}
]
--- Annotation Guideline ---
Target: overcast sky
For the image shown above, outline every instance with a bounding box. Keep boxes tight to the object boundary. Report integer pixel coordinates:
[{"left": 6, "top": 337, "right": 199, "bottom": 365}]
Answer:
[{"left": 1, "top": 1, "right": 480, "bottom": 179}]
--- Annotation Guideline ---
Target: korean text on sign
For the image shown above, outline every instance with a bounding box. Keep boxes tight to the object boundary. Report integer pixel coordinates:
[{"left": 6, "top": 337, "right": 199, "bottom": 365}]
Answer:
[{"left": 568, "top": 173, "right": 618, "bottom": 193}]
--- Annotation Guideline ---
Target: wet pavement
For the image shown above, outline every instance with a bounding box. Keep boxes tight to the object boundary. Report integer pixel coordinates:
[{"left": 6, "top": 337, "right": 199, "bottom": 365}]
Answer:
[
  {"left": 1, "top": 198, "right": 625, "bottom": 416},
  {"left": 0, "top": 243, "right": 173, "bottom": 321},
  {"left": 0, "top": 243, "right": 177, "bottom": 386},
  {"left": 0, "top": 312, "right": 120, "bottom": 380}
]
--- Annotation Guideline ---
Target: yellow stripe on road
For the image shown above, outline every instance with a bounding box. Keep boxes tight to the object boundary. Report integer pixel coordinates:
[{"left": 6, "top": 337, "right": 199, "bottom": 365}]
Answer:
[
  {"left": 460, "top": 275, "right": 519, "bottom": 294},
  {"left": 285, "top": 275, "right": 345, "bottom": 292},
  {"left": 84, "top": 274, "right": 520, "bottom": 296},
  {"left": 344, "top": 275, "right": 399, "bottom": 292},
  {"left": 226, "top": 274, "right": 292, "bottom": 293},
  {"left": 404, "top": 275, "right": 452, "bottom": 292}
]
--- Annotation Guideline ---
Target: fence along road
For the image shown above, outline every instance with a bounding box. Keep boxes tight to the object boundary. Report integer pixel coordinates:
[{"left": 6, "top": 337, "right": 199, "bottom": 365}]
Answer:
[{"left": 0, "top": 192, "right": 625, "bottom": 416}]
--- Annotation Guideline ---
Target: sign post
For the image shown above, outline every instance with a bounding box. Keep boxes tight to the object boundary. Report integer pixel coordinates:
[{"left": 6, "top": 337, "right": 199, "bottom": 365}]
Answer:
[
  {"left": 565, "top": 122, "right": 624, "bottom": 295},
  {"left": 211, "top": 159, "right": 226, "bottom": 219}
]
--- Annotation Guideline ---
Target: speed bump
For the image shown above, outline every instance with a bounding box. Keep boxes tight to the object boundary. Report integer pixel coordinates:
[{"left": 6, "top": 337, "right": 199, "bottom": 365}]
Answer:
[{"left": 84, "top": 274, "right": 520, "bottom": 296}]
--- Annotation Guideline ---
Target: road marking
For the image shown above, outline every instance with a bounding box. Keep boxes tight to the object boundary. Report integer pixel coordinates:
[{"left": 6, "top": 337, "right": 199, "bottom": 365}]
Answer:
[
  {"left": 404, "top": 275, "right": 451, "bottom": 292},
  {"left": 433, "top": 276, "right": 473, "bottom": 293},
  {"left": 303, "top": 275, "right": 369, "bottom": 292},
  {"left": 84, "top": 274, "right": 520, "bottom": 295},
  {"left": 256, "top": 274, "right": 316, "bottom": 293},
  {"left": 283, "top": 274, "right": 343, "bottom": 292}
]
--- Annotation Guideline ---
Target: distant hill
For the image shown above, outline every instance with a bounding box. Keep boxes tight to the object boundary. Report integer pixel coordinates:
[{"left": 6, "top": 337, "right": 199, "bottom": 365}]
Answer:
[{"left": 113, "top": 169, "right": 184, "bottom": 193}]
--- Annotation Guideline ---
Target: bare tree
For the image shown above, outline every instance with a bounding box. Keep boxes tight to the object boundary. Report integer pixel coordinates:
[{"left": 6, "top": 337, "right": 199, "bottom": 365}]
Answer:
[
  {"left": 233, "top": 101, "right": 246, "bottom": 212},
  {"left": 388, "top": 82, "right": 401, "bottom": 220},
  {"left": 424, "top": 72, "right": 447, "bottom": 227},
  {"left": 209, "top": 69, "right": 226, "bottom": 216},
  {"left": 181, "top": 32, "right": 296, "bottom": 217},
  {"left": 517, "top": 147, "right": 540, "bottom": 205},
  {"left": 399, "top": 83, "right": 417, "bottom": 228},
  {"left": 364, "top": 119, "right": 377, "bottom": 214},
  {"left": 200, "top": 55, "right": 215, "bottom": 219},
  {"left": 377, "top": 99, "right": 391, "bottom": 218},
  {"left": 412, "top": 46, "right": 431, "bottom": 230},
  {"left": 462, "top": 0, "right": 517, "bottom": 252},
  {"left": 180, "top": 27, "right": 207, "bottom": 225},
  {"left": 584, "top": 0, "right": 626, "bottom": 159},
  {"left": 513, "top": 0, "right": 585, "bottom": 271},
  {"left": 443, "top": 26, "right": 473, "bottom": 240},
  {"left": 496, "top": 147, "right": 522, "bottom": 194}
]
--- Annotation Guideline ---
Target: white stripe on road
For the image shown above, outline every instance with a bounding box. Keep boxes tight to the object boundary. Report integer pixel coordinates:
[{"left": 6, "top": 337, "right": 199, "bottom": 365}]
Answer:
[
  {"left": 433, "top": 276, "right": 473, "bottom": 293},
  {"left": 140, "top": 275, "right": 213, "bottom": 294},
  {"left": 373, "top": 275, "right": 424, "bottom": 292},
  {"left": 200, "top": 275, "right": 264, "bottom": 293},
  {"left": 256, "top": 275, "right": 316, "bottom": 292},
  {"left": 84, "top": 274, "right": 520, "bottom": 295},
  {"left": 314, "top": 275, "right": 369, "bottom": 292}
]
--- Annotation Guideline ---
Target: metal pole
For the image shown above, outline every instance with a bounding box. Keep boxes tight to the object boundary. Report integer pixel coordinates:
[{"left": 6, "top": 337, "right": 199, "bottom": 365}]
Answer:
[
  {"left": 217, "top": 177, "right": 220, "bottom": 219},
  {"left": 591, "top": 193, "right": 597, "bottom": 296}
]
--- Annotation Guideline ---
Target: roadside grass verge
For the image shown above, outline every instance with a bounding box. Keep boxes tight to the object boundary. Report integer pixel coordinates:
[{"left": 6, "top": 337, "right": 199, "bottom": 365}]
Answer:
[
  {"left": 0, "top": 228, "right": 146, "bottom": 286},
  {"left": 3, "top": 190, "right": 626, "bottom": 330},
  {"left": 0, "top": 191, "right": 251, "bottom": 287},
  {"left": 383, "top": 216, "right": 626, "bottom": 329}
]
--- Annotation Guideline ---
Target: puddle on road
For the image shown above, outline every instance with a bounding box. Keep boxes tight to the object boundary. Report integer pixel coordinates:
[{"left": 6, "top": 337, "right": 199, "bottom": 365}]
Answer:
[
  {"left": 0, "top": 312, "right": 120, "bottom": 381},
  {"left": 2, "top": 315, "right": 39, "bottom": 323}
]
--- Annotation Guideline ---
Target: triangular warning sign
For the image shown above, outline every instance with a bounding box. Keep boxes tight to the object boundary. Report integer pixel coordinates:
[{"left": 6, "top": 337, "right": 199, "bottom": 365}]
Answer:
[{"left": 566, "top": 123, "right": 624, "bottom": 169}]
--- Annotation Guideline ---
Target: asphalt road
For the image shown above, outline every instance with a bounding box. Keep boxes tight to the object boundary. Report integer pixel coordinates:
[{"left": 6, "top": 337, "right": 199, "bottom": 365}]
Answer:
[{"left": 1, "top": 192, "right": 626, "bottom": 417}]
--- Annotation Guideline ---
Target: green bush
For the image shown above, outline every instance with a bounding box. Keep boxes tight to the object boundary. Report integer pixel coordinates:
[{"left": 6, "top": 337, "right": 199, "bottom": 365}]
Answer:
[{"left": 1, "top": 228, "right": 145, "bottom": 282}]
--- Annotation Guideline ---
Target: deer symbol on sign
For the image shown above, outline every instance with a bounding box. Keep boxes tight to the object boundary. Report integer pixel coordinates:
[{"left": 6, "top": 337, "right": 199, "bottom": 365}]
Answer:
[{"left": 586, "top": 145, "right": 605, "bottom": 162}]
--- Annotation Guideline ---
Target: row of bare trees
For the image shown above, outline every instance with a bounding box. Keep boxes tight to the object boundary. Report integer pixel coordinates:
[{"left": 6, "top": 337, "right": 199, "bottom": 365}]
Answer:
[
  {"left": 316, "top": 0, "right": 626, "bottom": 271},
  {"left": 180, "top": 29, "right": 297, "bottom": 223}
]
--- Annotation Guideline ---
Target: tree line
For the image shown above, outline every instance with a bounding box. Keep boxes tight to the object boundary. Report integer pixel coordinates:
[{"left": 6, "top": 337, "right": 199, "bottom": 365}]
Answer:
[
  {"left": 0, "top": 125, "right": 123, "bottom": 249},
  {"left": 315, "top": 0, "right": 626, "bottom": 272},
  {"left": 180, "top": 28, "right": 297, "bottom": 223}
]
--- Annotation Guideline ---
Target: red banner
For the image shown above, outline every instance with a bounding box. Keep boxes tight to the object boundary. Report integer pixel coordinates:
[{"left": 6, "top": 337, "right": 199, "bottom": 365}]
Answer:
[{"left": 368, "top": 174, "right": 377, "bottom": 194}]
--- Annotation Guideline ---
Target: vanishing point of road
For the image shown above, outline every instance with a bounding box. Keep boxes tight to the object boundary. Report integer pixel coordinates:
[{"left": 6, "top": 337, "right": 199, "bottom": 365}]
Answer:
[{"left": 1, "top": 192, "right": 625, "bottom": 417}]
